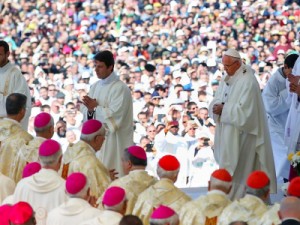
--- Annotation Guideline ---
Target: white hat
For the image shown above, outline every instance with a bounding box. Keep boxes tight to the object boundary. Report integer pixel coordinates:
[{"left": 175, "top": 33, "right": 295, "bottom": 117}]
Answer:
[
  {"left": 196, "top": 130, "right": 210, "bottom": 139},
  {"left": 76, "top": 83, "right": 87, "bottom": 90},
  {"left": 224, "top": 49, "right": 241, "bottom": 59},
  {"left": 119, "top": 36, "right": 129, "bottom": 43},
  {"left": 64, "top": 79, "right": 74, "bottom": 87},
  {"left": 82, "top": 71, "right": 90, "bottom": 79},
  {"left": 176, "top": 29, "right": 185, "bottom": 37},
  {"left": 173, "top": 70, "right": 182, "bottom": 79}
]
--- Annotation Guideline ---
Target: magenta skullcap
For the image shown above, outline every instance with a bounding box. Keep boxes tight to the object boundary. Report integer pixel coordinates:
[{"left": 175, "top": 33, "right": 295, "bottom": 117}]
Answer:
[
  {"left": 82, "top": 119, "right": 102, "bottom": 135},
  {"left": 9, "top": 202, "right": 34, "bottom": 224},
  {"left": 0, "top": 204, "right": 12, "bottom": 225},
  {"left": 39, "top": 139, "right": 61, "bottom": 156},
  {"left": 34, "top": 112, "right": 51, "bottom": 128},
  {"left": 102, "top": 186, "right": 126, "bottom": 207},
  {"left": 128, "top": 146, "right": 147, "bottom": 160},
  {"left": 22, "top": 162, "right": 41, "bottom": 178},
  {"left": 151, "top": 205, "right": 176, "bottom": 219},
  {"left": 66, "top": 172, "right": 87, "bottom": 194}
]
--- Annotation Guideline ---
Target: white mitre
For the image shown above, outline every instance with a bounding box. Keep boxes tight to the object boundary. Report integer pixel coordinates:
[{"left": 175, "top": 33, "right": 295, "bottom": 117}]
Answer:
[{"left": 224, "top": 49, "right": 241, "bottom": 59}]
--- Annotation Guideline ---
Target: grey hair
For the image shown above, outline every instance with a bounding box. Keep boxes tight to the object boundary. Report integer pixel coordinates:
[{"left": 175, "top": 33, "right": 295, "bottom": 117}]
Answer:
[
  {"left": 157, "top": 166, "right": 179, "bottom": 180},
  {"left": 34, "top": 117, "right": 54, "bottom": 133},
  {"left": 39, "top": 149, "right": 62, "bottom": 167},
  {"left": 68, "top": 179, "right": 90, "bottom": 199},
  {"left": 103, "top": 197, "right": 126, "bottom": 212},
  {"left": 80, "top": 126, "right": 106, "bottom": 142},
  {"left": 210, "top": 176, "right": 232, "bottom": 191},
  {"left": 245, "top": 183, "right": 270, "bottom": 199},
  {"left": 150, "top": 213, "right": 179, "bottom": 225}
]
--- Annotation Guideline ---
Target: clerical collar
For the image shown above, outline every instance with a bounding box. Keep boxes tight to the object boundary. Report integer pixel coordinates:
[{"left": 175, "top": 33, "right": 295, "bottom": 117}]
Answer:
[{"left": 99, "top": 71, "right": 119, "bottom": 86}]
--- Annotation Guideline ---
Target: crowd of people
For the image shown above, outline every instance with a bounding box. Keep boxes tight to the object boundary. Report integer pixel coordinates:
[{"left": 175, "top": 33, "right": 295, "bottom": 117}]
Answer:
[{"left": 1, "top": 0, "right": 300, "bottom": 224}]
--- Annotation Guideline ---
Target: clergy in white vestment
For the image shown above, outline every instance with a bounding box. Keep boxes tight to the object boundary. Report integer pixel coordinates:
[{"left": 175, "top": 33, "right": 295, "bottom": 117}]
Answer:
[
  {"left": 0, "top": 93, "right": 33, "bottom": 181},
  {"left": 80, "top": 186, "right": 126, "bottom": 225},
  {"left": 9, "top": 201, "right": 36, "bottom": 225},
  {"left": 133, "top": 155, "right": 191, "bottom": 225},
  {"left": 209, "top": 49, "right": 276, "bottom": 200},
  {"left": 0, "top": 172, "right": 15, "bottom": 205},
  {"left": 154, "top": 120, "right": 189, "bottom": 187},
  {"left": 150, "top": 205, "right": 179, "bottom": 225},
  {"left": 262, "top": 54, "right": 299, "bottom": 183},
  {"left": 0, "top": 40, "right": 31, "bottom": 130},
  {"left": 81, "top": 50, "right": 133, "bottom": 177},
  {"left": 47, "top": 172, "right": 101, "bottom": 225},
  {"left": 187, "top": 130, "right": 219, "bottom": 187},
  {"left": 285, "top": 55, "right": 300, "bottom": 180},
  {"left": 180, "top": 169, "right": 232, "bottom": 225},
  {"left": 12, "top": 112, "right": 54, "bottom": 183},
  {"left": 61, "top": 119, "right": 111, "bottom": 199},
  {"left": 218, "top": 171, "right": 270, "bottom": 225},
  {"left": 13, "top": 139, "right": 68, "bottom": 225},
  {"left": 97, "top": 145, "right": 157, "bottom": 214}
]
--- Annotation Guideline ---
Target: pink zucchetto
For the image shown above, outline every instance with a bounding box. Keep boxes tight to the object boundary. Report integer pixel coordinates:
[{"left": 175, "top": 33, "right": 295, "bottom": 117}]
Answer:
[
  {"left": 81, "top": 119, "right": 102, "bottom": 135},
  {"left": 66, "top": 172, "right": 87, "bottom": 195},
  {"left": 0, "top": 204, "right": 12, "bottom": 225},
  {"left": 22, "top": 162, "right": 41, "bottom": 178},
  {"left": 9, "top": 202, "right": 34, "bottom": 224},
  {"left": 151, "top": 205, "right": 176, "bottom": 219},
  {"left": 128, "top": 146, "right": 147, "bottom": 160},
  {"left": 39, "top": 139, "right": 61, "bottom": 156},
  {"left": 34, "top": 112, "right": 51, "bottom": 128},
  {"left": 102, "top": 186, "right": 126, "bottom": 207}
]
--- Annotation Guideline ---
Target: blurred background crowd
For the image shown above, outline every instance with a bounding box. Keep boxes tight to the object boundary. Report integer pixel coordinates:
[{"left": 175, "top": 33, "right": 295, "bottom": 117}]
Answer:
[{"left": 1, "top": 0, "right": 300, "bottom": 162}]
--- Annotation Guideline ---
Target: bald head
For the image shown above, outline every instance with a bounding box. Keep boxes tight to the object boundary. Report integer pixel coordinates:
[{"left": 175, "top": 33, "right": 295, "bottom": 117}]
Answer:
[{"left": 279, "top": 197, "right": 300, "bottom": 220}]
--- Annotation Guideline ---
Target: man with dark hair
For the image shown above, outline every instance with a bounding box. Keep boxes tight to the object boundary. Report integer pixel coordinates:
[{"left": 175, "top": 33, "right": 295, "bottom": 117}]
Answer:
[
  {"left": 262, "top": 53, "right": 299, "bottom": 183},
  {"left": 0, "top": 93, "right": 33, "bottom": 181},
  {"left": 81, "top": 50, "right": 133, "bottom": 177},
  {"left": 97, "top": 146, "right": 156, "bottom": 214},
  {"left": 0, "top": 40, "right": 31, "bottom": 130},
  {"left": 119, "top": 215, "right": 143, "bottom": 225}
]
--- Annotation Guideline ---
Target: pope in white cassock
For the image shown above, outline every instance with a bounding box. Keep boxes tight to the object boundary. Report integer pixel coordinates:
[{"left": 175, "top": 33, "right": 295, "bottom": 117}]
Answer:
[
  {"left": 262, "top": 53, "right": 299, "bottom": 182},
  {"left": 209, "top": 49, "right": 276, "bottom": 200},
  {"left": 81, "top": 50, "right": 133, "bottom": 177},
  {"left": 0, "top": 40, "right": 31, "bottom": 130}
]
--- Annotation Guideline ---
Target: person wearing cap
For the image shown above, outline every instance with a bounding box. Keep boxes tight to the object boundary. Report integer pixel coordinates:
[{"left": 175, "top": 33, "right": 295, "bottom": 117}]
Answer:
[
  {"left": 218, "top": 171, "right": 271, "bottom": 225},
  {"left": 262, "top": 53, "right": 299, "bottom": 184},
  {"left": 187, "top": 130, "right": 218, "bottom": 187},
  {"left": 180, "top": 169, "right": 232, "bottom": 225},
  {"left": 133, "top": 155, "right": 191, "bottom": 225},
  {"left": 150, "top": 205, "right": 179, "bottom": 225},
  {"left": 11, "top": 112, "right": 54, "bottom": 183},
  {"left": 183, "top": 120, "right": 200, "bottom": 149},
  {"left": 80, "top": 186, "right": 127, "bottom": 225},
  {"left": 61, "top": 119, "right": 111, "bottom": 199},
  {"left": 97, "top": 146, "right": 157, "bottom": 214},
  {"left": 81, "top": 50, "right": 133, "bottom": 177},
  {"left": 46, "top": 172, "right": 101, "bottom": 225},
  {"left": 209, "top": 48, "right": 276, "bottom": 200},
  {"left": 278, "top": 196, "right": 300, "bottom": 225},
  {"left": 13, "top": 139, "right": 67, "bottom": 225},
  {"left": 9, "top": 201, "right": 36, "bottom": 225},
  {"left": 154, "top": 120, "right": 189, "bottom": 187},
  {"left": 0, "top": 204, "right": 12, "bottom": 225},
  {"left": 0, "top": 93, "right": 33, "bottom": 181},
  {"left": 0, "top": 172, "right": 15, "bottom": 204},
  {"left": 0, "top": 40, "right": 32, "bottom": 130}
]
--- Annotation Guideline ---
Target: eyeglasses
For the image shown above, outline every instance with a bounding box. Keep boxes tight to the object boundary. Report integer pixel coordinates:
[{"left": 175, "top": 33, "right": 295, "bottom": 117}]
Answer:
[
  {"left": 170, "top": 126, "right": 179, "bottom": 129},
  {"left": 49, "top": 89, "right": 56, "bottom": 92},
  {"left": 148, "top": 130, "right": 155, "bottom": 132},
  {"left": 189, "top": 128, "right": 197, "bottom": 130},
  {"left": 182, "top": 121, "right": 188, "bottom": 124},
  {"left": 223, "top": 61, "right": 237, "bottom": 68}
]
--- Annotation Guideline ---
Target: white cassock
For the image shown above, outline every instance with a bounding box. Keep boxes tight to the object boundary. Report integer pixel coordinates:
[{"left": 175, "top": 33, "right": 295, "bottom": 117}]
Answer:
[
  {"left": 0, "top": 172, "right": 15, "bottom": 204},
  {"left": 154, "top": 130, "right": 189, "bottom": 187},
  {"left": 46, "top": 198, "right": 101, "bottom": 225},
  {"left": 0, "top": 62, "right": 32, "bottom": 130},
  {"left": 80, "top": 72, "right": 133, "bottom": 177},
  {"left": 285, "top": 56, "right": 300, "bottom": 154},
  {"left": 79, "top": 210, "right": 123, "bottom": 225},
  {"left": 262, "top": 68, "right": 290, "bottom": 181},
  {"left": 187, "top": 145, "right": 219, "bottom": 187},
  {"left": 209, "top": 64, "right": 276, "bottom": 200},
  {"left": 13, "top": 168, "right": 68, "bottom": 225}
]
